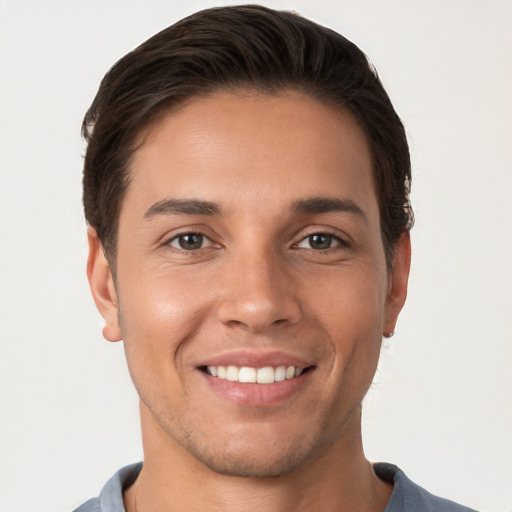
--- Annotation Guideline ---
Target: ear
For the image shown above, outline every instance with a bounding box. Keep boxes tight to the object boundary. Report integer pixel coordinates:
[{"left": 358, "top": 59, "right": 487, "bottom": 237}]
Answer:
[
  {"left": 87, "top": 226, "right": 122, "bottom": 342},
  {"left": 383, "top": 230, "right": 411, "bottom": 336}
]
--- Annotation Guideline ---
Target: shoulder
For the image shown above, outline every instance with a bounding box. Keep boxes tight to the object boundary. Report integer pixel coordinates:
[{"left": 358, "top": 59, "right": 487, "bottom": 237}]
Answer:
[
  {"left": 71, "top": 462, "right": 142, "bottom": 512},
  {"left": 375, "top": 463, "right": 479, "bottom": 512},
  {"left": 73, "top": 498, "right": 100, "bottom": 512}
]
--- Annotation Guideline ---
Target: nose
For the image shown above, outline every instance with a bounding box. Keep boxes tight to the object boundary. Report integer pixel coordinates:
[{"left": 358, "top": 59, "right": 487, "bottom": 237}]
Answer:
[{"left": 216, "top": 248, "right": 302, "bottom": 333}]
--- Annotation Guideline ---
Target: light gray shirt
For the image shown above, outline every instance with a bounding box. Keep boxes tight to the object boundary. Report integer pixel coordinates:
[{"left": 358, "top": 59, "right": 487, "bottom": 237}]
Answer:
[{"left": 73, "top": 462, "right": 478, "bottom": 512}]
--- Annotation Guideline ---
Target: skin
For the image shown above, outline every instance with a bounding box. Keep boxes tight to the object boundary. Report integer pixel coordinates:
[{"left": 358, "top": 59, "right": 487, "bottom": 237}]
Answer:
[{"left": 88, "top": 91, "right": 410, "bottom": 512}]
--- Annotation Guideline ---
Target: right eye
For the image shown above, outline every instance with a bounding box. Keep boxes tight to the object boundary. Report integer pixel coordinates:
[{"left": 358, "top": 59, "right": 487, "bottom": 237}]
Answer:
[{"left": 167, "top": 233, "right": 212, "bottom": 251}]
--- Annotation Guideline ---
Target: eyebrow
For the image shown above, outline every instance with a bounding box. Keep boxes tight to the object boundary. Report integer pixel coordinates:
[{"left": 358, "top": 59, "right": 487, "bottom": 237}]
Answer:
[
  {"left": 144, "top": 198, "right": 222, "bottom": 219},
  {"left": 143, "top": 195, "right": 366, "bottom": 222},
  {"left": 291, "top": 196, "right": 367, "bottom": 223}
]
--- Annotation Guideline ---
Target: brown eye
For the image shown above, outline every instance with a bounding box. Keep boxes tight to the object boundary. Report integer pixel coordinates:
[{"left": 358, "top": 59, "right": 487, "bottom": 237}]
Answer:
[
  {"left": 297, "top": 233, "right": 342, "bottom": 250},
  {"left": 309, "top": 234, "right": 332, "bottom": 250},
  {"left": 169, "top": 233, "right": 207, "bottom": 250}
]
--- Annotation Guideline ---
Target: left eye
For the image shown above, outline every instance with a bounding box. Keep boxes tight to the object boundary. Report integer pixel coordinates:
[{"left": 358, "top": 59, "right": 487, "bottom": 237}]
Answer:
[
  {"left": 168, "top": 233, "right": 211, "bottom": 251},
  {"left": 297, "top": 233, "right": 341, "bottom": 250}
]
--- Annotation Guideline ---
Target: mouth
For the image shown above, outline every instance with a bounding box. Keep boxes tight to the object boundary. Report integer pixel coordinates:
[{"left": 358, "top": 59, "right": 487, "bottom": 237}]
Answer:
[
  {"left": 196, "top": 351, "right": 315, "bottom": 406},
  {"left": 199, "top": 364, "right": 313, "bottom": 384}
]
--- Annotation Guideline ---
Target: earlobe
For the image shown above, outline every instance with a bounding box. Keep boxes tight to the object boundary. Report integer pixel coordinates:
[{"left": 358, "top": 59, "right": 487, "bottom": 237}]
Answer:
[
  {"left": 383, "top": 230, "right": 411, "bottom": 337},
  {"left": 86, "top": 226, "right": 122, "bottom": 342}
]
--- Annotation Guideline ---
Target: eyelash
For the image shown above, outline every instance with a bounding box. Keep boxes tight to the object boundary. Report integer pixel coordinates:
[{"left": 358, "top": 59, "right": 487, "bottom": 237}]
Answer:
[
  {"left": 164, "top": 229, "right": 348, "bottom": 254},
  {"left": 294, "top": 231, "right": 348, "bottom": 251},
  {"left": 166, "top": 232, "right": 214, "bottom": 252}
]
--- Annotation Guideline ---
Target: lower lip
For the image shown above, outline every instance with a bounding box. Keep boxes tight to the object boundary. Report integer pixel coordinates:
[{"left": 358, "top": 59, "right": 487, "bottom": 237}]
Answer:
[{"left": 199, "top": 370, "right": 311, "bottom": 407}]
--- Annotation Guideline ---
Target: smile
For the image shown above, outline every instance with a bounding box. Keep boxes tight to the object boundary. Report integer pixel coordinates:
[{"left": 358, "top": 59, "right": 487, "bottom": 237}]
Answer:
[{"left": 204, "top": 365, "right": 307, "bottom": 384}]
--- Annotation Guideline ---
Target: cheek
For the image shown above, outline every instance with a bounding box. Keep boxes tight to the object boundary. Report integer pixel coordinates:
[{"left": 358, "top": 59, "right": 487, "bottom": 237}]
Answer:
[
  {"left": 119, "top": 260, "right": 212, "bottom": 329},
  {"left": 305, "top": 262, "right": 387, "bottom": 331},
  {"left": 305, "top": 264, "right": 387, "bottom": 383},
  {"left": 117, "top": 270, "right": 213, "bottom": 375}
]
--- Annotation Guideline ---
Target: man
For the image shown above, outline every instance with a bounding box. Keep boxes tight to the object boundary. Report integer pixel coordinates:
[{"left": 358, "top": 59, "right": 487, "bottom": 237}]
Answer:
[{"left": 76, "top": 5, "right": 477, "bottom": 511}]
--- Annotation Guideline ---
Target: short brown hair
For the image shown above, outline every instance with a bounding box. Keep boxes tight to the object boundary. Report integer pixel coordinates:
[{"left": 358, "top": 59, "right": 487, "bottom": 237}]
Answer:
[{"left": 82, "top": 4, "right": 413, "bottom": 266}]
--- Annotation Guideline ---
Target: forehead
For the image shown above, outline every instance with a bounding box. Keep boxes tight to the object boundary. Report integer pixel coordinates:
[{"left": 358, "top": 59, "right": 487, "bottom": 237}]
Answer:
[{"left": 123, "top": 91, "right": 377, "bottom": 221}]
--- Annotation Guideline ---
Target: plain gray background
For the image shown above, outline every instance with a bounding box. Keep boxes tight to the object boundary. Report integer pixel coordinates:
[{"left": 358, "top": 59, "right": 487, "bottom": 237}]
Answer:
[{"left": 0, "top": 1, "right": 511, "bottom": 511}]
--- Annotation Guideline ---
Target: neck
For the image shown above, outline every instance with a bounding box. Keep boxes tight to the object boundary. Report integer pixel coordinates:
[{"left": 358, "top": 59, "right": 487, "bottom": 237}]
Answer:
[{"left": 124, "top": 403, "right": 392, "bottom": 512}]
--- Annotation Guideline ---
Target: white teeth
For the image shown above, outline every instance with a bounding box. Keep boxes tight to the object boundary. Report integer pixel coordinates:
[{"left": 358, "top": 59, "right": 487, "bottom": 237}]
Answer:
[
  {"left": 257, "top": 366, "right": 275, "bottom": 384},
  {"left": 226, "top": 365, "right": 239, "bottom": 382},
  {"left": 239, "top": 367, "right": 257, "bottom": 383},
  {"left": 275, "top": 365, "right": 286, "bottom": 381},
  {"left": 205, "top": 364, "right": 307, "bottom": 383},
  {"left": 285, "top": 366, "right": 295, "bottom": 379}
]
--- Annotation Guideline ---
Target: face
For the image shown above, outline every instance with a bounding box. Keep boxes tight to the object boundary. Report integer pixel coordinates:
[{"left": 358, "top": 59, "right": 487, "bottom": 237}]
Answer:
[{"left": 88, "top": 91, "right": 410, "bottom": 477}]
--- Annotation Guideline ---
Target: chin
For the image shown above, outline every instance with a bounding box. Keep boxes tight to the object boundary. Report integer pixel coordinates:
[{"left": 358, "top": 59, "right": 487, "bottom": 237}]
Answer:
[
  {"left": 186, "top": 441, "right": 316, "bottom": 478},
  {"left": 173, "top": 419, "right": 335, "bottom": 479}
]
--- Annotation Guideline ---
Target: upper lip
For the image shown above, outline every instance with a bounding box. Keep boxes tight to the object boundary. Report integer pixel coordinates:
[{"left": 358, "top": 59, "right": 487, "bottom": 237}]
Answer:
[{"left": 197, "top": 350, "right": 314, "bottom": 369}]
